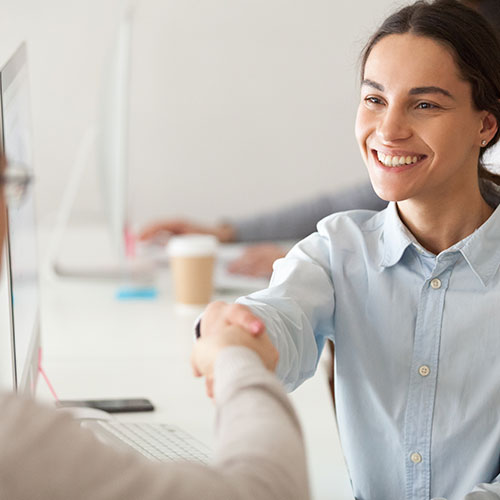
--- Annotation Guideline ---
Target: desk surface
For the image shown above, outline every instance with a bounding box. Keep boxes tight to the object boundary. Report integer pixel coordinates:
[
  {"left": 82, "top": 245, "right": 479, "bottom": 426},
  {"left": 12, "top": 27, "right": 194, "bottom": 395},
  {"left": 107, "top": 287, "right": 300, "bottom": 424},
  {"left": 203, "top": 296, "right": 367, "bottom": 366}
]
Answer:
[{"left": 39, "top": 252, "right": 354, "bottom": 500}]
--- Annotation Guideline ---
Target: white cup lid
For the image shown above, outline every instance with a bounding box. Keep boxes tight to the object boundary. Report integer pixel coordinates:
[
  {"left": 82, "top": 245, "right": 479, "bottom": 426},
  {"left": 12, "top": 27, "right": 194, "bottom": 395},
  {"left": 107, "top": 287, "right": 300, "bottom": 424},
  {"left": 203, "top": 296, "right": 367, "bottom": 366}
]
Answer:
[{"left": 167, "top": 234, "right": 218, "bottom": 257}]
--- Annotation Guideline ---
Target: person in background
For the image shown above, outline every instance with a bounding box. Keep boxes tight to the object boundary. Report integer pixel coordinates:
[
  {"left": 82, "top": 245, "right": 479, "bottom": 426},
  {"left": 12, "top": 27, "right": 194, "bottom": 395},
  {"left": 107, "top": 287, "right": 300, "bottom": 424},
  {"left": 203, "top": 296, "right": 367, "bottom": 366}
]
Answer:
[
  {"left": 141, "top": 181, "right": 386, "bottom": 277},
  {"left": 200, "top": 0, "right": 500, "bottom": 498},
  {"left": 0, "top": 155, "right": 309, "bottom": 499}
]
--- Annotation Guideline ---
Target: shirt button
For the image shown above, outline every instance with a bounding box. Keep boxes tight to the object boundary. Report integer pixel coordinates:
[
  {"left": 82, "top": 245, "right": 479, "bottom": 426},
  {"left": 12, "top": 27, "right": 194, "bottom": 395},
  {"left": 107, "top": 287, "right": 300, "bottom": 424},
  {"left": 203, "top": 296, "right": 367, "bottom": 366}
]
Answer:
[
  {"left": 430, "top": 278, "right": 442, "bottom": 289},
  {"left": 410, "top": 452, "right": 422, "bottom": 464},
  {"left": 419, "top": 365, "right": 430, "bottom": 377}
]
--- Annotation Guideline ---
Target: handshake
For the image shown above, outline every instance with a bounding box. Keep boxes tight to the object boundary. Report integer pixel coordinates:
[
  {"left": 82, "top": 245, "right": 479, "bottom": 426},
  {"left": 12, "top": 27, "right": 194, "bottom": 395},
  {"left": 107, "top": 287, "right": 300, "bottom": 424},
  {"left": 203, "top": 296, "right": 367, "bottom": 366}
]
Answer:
[{"left": 191, "top": 302, "right": 279, "bottom": 397}]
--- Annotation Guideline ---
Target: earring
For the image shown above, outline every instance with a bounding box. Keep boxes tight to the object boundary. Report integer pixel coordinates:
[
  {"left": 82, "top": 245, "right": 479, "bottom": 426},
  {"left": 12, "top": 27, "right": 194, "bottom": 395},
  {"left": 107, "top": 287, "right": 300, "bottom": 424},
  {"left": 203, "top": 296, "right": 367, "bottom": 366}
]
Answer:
[{"left": 481, "top": 139, "right": 487, "bottom": 146}]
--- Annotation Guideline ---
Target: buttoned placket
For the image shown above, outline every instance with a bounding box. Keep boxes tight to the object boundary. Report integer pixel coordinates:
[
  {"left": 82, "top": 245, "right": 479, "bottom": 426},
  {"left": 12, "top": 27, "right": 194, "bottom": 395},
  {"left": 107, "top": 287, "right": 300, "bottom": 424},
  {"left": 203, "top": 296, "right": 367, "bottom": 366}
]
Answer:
[{"left": 403, "top": 252, "right": 459, "bottom": 500}]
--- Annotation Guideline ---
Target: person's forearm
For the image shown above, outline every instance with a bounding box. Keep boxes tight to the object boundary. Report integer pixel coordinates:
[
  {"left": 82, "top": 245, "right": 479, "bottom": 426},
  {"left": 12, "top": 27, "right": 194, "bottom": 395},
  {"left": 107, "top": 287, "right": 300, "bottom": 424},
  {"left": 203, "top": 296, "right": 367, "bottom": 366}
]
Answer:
[
  {"left": 230, "top": 181, "right": 386, "bottom": 242},
  {"left": 0, "top": 394, "right": 169, "bottom": 500},
  {"left": 236, "top": 227, "right": 336, "bottom": 391},
  {"left": 212, "top": 347, "right": 309, "bottom": 500},
  {"left": 0, "top": 349, "right": 309, "bottom": 500},
  {"left": 461, "top": 478, "right": 500, "bottom": 499}
]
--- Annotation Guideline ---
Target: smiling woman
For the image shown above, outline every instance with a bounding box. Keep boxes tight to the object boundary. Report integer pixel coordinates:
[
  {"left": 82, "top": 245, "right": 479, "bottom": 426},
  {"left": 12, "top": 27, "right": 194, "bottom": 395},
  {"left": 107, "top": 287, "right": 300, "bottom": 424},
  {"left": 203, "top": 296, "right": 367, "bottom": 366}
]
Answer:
[
  {"left": 356, "top": 0, "right": 500, "bottom": 254},
  {"left": 357, "top": 34, "right": 497, "bottom": 253},
  {"left": 200, "top": 1, "right": 500, "bottom": 499}
]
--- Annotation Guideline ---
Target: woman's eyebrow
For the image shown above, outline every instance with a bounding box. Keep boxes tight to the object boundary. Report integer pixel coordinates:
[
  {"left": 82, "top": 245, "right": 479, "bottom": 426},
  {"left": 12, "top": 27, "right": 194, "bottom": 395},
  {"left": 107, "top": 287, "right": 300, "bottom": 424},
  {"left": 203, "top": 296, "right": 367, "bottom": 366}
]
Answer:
[
  {"left": 409, "top": 86, "right": 454, "bottom": 99},
  {"left": 361, "top": 79, "right": 384, "bottom": 91},
  {"left": 361, "top": 79, "right": 454, "bottom": 100}
]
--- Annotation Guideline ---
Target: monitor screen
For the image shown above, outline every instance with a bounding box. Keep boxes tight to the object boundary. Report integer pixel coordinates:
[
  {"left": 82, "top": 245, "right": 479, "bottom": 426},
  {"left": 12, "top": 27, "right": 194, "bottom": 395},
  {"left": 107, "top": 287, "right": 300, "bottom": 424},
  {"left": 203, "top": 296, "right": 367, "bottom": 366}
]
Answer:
[{"left": 0, "top": 43, "right": 40, "bottom": 395}]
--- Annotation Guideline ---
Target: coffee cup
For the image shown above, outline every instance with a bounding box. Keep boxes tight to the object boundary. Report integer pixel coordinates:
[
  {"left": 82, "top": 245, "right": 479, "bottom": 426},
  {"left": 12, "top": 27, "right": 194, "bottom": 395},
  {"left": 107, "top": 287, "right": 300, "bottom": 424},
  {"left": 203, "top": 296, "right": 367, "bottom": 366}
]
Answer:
[{"left": 167, "top": 234, "right": 218, "bottom": 307}]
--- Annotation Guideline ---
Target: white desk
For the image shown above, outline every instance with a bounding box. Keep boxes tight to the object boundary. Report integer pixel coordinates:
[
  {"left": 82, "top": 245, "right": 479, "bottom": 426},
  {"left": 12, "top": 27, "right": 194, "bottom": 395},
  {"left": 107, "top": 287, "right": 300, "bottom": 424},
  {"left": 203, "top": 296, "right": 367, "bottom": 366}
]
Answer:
[{"left": 39, "top": 257, "right": 354, "bottom": 500}]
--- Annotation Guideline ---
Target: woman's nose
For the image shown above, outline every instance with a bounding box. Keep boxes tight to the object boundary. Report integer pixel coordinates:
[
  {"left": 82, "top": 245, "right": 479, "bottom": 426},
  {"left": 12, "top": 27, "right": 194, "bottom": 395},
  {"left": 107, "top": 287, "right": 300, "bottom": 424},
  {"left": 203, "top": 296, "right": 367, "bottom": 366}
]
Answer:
[{"left": 376, "top": 105, "right": 411, "bottom": 143}]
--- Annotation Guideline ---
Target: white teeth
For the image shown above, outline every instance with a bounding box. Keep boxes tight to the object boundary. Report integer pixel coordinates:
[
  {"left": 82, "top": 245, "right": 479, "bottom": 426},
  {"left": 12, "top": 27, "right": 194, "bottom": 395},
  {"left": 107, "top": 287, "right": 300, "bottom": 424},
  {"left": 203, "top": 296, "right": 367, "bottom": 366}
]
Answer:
[{"left": 376, "top": 151, "right": 421, "bottom": 167}]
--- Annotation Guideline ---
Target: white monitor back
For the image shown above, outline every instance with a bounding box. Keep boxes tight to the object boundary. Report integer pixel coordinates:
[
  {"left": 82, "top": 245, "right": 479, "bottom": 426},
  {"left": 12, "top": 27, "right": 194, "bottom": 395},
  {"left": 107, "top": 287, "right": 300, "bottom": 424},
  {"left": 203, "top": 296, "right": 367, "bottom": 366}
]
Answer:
[{"left": 98, "top": 5, "right": 134, "bottom": 259}]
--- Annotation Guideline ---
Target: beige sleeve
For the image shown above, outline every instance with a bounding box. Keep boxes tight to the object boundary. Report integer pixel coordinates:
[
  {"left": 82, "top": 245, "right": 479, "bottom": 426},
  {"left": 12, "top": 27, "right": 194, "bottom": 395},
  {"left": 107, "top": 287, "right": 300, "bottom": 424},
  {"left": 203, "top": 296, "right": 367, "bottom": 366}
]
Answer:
[{"left": 0, "top": 347, "right": 309, "bottom": 500}]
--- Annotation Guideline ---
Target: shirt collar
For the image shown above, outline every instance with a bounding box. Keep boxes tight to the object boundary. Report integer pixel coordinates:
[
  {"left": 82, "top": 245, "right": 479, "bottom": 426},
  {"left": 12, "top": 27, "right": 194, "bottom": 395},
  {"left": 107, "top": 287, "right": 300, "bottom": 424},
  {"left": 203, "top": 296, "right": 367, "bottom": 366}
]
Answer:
[
  {"left": 380, "top": 201, "right": 500, "bottom": 287},
  {"left": 380, "top": 202, "right": 414, "bottom": 268},
  {"left": 457, "top": 203, "right": 500, "bottom": 286}
]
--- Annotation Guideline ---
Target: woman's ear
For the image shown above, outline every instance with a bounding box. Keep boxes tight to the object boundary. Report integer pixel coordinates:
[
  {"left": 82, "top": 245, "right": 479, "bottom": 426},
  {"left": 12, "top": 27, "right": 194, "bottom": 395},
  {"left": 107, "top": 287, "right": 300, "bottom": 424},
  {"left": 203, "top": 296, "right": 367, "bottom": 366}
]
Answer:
[{"left": 479, "top": 110, "right": 498, "bottom": 146}]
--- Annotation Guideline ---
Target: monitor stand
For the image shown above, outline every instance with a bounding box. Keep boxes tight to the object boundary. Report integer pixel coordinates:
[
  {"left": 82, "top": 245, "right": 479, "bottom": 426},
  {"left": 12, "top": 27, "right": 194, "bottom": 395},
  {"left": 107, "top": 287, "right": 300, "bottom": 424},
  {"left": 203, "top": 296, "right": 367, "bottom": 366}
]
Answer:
[
  {"left": 52, "top": 224, "right": 155, "bottom": 281},
  {"left": 46, "top": 128, "right": 154, "bottom": 282}
]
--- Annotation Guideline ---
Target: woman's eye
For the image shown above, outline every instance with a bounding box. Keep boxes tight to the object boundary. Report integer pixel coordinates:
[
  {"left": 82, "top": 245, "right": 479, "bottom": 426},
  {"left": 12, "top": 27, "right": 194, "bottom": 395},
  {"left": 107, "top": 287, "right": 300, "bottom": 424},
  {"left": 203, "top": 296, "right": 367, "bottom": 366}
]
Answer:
[
  {"left": 416, "top": 101, "right": 439, "bottom": 110},
  {"left": 364, "top": 96, "right": 383, "bottom": 105}
]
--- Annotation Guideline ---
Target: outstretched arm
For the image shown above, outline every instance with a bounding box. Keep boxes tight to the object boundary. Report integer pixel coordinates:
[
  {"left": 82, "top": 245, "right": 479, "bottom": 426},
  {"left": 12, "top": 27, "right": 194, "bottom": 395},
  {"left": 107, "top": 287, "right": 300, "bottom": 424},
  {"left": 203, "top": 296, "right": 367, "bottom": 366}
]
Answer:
[{"left": 0, "top": 326, "right": 309, "bottom": 500}]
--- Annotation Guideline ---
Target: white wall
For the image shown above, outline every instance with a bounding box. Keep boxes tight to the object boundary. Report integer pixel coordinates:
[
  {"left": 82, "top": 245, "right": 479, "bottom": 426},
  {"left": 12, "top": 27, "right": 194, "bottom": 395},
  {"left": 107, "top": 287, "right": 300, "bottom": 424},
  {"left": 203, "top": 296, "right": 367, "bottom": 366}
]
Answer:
[{"left": 0, "top": 0, "right": 401, "bottom": 229}]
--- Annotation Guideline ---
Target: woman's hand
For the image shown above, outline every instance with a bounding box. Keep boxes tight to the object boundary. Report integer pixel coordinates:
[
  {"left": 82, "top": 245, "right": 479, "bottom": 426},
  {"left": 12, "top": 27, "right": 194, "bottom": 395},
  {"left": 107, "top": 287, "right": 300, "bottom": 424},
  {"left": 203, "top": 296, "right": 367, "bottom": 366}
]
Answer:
[
  {"left": 201, "top": 301, "right": 266, "bottom": 337},
  {"left": 191, "top": 324, "right": 279, "bottom": 396},
  {"left": 196, "top": 301, "right": 276, "bottom": 398}
]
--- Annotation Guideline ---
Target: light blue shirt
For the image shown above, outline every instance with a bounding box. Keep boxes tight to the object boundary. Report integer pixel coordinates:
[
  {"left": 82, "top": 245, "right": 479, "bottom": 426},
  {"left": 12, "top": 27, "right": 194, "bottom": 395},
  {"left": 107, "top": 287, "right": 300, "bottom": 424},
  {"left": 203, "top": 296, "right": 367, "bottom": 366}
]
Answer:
[{"left": 238, "top": 201, "right": 500, "bottom": 500}]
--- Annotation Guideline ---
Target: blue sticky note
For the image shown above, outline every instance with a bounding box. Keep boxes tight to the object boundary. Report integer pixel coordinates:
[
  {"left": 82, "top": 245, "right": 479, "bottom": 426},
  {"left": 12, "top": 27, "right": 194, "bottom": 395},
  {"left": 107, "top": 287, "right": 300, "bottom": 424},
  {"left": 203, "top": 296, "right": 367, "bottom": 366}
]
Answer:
[{"left": 115, "top": 286, "right": 158, "bottom": 301}]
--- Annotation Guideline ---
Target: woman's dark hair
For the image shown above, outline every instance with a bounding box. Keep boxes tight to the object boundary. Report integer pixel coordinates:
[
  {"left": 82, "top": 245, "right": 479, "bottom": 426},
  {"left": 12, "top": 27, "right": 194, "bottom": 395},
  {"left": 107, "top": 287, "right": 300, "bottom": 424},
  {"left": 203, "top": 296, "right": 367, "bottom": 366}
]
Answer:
[
  {"left": 477, "top": 0, "right": 500, "bottom": 34},
  {"left": 360, "top": 0, "right": 500, "bottom": 186}
]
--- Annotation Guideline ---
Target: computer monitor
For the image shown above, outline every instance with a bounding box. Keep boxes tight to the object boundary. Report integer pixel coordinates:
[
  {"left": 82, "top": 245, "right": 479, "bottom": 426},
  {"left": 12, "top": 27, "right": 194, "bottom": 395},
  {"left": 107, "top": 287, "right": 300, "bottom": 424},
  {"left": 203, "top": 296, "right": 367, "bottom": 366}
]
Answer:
[
  {"left": 97, "top": 5, "right": 134, "bottom": 259},
  {"left": 51, "top": 7, "right": 148, "bottom": 279},
  {"left": 0, "top": 43, "right": 41, "bottom": 396}
]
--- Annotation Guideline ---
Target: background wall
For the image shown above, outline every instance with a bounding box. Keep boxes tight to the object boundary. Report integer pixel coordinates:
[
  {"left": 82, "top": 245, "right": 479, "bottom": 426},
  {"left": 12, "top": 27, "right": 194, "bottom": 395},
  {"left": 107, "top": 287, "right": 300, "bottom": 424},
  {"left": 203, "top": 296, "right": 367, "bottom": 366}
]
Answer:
[{"left": 0, "top": 0, "right": 401, "bottom": 231}]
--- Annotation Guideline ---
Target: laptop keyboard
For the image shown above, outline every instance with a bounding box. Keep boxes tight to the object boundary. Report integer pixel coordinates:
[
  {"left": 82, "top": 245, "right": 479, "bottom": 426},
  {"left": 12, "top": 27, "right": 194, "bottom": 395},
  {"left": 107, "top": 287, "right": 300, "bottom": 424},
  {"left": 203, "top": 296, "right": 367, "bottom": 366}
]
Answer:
[{"left": 94, "top": 420, "right": 211, "bottom": 463}]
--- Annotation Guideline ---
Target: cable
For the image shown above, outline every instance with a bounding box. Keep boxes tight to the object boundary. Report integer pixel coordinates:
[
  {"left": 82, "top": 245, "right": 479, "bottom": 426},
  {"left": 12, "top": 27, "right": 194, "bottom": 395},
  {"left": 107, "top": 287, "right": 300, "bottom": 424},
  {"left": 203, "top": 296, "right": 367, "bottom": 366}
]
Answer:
[{"left": 38, "top": 348, "right": 59, "bottom": 402}]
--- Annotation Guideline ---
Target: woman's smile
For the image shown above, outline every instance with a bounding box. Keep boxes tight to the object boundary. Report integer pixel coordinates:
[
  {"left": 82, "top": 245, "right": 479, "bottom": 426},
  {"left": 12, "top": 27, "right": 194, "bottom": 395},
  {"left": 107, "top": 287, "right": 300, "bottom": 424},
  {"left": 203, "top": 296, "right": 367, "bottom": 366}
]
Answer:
[{"left": 371, "top": 149, "right": 427, "bottom": 170}]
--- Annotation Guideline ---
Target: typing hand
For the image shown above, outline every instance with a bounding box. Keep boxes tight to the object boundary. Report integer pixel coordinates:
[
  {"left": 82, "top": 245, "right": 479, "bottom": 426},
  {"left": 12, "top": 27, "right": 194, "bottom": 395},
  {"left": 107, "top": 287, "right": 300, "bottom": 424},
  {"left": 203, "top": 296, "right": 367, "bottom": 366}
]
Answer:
[
  {"left": 138, "top": 219, "right": 236, "bottom": 243},
  {"left": 227, "top": 244, "right": 286, "bottom": 277}
]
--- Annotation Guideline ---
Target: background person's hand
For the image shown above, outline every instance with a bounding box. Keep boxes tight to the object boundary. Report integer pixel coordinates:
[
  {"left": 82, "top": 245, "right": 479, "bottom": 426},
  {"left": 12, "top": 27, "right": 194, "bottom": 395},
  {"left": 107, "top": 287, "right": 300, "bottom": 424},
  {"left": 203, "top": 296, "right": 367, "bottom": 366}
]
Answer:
[
  {"left": 227, "top": 243, "right": 286, "bottom": 277},
  {"left": 139, "top": 218, "right": 236, "bottom": 243}
]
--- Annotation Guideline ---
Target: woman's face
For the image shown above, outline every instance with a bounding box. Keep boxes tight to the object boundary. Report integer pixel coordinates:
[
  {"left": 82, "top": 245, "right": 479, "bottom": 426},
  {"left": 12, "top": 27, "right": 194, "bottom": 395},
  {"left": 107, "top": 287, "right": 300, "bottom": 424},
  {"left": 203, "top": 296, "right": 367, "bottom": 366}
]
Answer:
[{"left": 355, "top": 33, "right": 496, "bottom": 205}]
